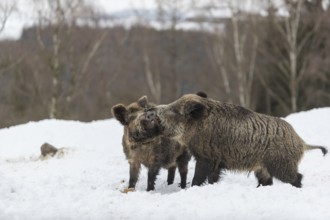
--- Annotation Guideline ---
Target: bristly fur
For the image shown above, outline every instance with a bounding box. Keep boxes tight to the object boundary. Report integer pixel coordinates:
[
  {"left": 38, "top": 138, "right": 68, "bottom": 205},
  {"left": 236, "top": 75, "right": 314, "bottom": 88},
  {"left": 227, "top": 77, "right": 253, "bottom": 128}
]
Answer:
[
  {"left": 138, "top": 92, "right": 328, "bottom": 188},
  {"left": 111, "top": 96, "right": 191, "bottom": 191}
]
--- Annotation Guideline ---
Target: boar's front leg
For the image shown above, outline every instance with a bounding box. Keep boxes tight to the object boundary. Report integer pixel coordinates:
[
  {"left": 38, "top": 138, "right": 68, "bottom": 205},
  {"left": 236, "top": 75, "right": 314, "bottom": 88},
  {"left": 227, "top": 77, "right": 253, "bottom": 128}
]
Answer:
[
  {"left": 128, "top": 161, "right": 141, "bottom": 189},
  {"left": 177, "top": 150, "right": 191, "bottom": 189},
  {"left": 192, "top": 159, "right": 211, "bottom": 186},
  {"left": 147, "top": 166, "right": 161, "bottom": 191},
  {"left": 167, "top": 166, "right": 176, "bottom": 185}
]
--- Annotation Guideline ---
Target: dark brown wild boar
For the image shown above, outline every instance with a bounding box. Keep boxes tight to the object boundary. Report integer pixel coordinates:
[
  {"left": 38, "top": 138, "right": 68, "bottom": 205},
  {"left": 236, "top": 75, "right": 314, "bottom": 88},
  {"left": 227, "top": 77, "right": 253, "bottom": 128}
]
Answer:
[
  {"left": 111, "top": 96, "right": 191, "bottom": 191},
  {"left": 131, "top": 92, "right": 327, "bottom": 188}
]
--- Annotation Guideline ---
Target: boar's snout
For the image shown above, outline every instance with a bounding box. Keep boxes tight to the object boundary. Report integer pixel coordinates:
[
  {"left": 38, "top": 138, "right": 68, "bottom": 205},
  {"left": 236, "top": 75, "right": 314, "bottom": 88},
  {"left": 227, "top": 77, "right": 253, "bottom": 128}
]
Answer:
[{"left": 145, "top": 108, "right": 156, "bottom": 121}]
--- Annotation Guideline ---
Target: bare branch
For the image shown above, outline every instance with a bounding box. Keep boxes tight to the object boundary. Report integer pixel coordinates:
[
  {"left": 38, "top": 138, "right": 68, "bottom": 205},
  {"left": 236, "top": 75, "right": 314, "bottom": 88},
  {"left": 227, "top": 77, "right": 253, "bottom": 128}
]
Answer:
[
  {"left": 81, "top": 30, "right": 108, "bottom": 76},
  {"left": 143, "top": 52, "right": 162, "bottom": 103},
  {"left": 256, "top": 71, "right": 291, "bottom": 113},
  {"left": 0, "top": 1, "right": 16, "bottom": 34},
  {"left": 0, "top": 56, "right": 24, "bottom": 74}
]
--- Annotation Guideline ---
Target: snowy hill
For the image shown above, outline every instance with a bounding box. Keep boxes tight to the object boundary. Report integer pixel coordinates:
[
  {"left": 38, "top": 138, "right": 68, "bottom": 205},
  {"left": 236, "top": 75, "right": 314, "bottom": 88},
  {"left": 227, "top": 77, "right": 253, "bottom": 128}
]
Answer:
[{"left": 0, "top": 108, "right": 330, "bottom": 219}]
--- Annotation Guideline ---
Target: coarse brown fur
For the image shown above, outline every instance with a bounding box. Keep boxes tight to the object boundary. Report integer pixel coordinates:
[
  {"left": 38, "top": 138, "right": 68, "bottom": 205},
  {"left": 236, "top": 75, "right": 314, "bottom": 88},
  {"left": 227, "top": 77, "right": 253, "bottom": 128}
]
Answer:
[
  {"left": 136, "top": 92, "right": 328, "bottom": 188},
  {"left": 111, "top": 96, "right": 191, "bottom": 191}
]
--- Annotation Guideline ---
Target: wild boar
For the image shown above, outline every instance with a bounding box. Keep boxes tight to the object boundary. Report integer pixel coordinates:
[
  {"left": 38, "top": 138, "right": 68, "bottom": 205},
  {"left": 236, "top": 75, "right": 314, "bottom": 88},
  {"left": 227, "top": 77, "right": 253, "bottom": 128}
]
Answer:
[
  {"left": 111, "top": 96, "right": 191, "bottom": 191},
  {"left": 132, "top": 92, "right": 327, "bottom": 188}
]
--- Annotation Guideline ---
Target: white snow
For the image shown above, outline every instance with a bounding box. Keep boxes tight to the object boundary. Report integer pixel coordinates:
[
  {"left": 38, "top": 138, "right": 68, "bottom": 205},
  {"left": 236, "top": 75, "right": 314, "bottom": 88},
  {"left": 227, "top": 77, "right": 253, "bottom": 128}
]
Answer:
[{"left": 0, "top": 108, "right": 330, "bottom": 219}]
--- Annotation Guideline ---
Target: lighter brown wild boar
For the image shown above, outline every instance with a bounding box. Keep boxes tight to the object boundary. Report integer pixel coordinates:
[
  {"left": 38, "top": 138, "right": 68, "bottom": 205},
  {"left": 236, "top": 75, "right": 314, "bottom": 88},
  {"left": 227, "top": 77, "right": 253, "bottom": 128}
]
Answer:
[
  {"left": 132, "top": 92, "right": 327, "bottom": 188},
  {"left": 111, "top": 96, "right": 191, "bottom": 192}
]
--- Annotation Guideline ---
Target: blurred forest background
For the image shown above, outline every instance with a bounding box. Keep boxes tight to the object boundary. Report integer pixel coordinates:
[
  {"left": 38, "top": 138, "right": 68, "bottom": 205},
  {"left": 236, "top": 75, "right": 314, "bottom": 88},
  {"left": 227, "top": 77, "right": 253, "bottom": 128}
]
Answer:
[{"left": 0, "top": 0, "right": 330, "bottom": 128}]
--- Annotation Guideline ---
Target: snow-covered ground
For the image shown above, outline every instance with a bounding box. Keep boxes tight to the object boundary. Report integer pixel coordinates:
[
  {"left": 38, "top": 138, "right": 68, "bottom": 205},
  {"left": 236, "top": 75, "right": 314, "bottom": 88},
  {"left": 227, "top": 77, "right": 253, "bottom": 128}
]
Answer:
[{"left": 0, "top": 107, "right": 329, "bottom": 219}]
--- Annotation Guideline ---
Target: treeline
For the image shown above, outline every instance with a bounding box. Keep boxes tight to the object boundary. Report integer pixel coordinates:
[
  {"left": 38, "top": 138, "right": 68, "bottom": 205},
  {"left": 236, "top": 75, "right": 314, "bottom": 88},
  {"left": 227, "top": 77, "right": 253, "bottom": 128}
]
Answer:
[{"left": 0, "top": 0, "right": 330, "bottom": 128}]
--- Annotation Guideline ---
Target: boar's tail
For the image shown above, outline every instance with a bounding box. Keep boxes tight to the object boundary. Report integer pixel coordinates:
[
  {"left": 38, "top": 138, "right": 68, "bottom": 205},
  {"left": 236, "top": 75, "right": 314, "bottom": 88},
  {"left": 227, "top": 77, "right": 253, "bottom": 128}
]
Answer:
[{"left": 304, "top": 144, "right": 328, "bottom": 156}]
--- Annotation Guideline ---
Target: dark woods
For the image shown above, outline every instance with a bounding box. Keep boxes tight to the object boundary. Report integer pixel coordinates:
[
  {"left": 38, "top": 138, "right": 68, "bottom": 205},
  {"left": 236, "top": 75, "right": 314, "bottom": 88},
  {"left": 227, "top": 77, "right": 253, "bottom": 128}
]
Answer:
[{"left": 0, "top": 0, "right": 329, "bottom": 128}]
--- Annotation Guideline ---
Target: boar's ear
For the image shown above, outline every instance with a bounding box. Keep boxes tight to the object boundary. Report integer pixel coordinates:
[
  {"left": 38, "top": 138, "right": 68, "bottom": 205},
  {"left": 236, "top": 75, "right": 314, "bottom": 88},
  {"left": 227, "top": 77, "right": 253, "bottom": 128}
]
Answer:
[
  {"left": 111, "top": 104, "right": 128, "bottom": 125},
  {"left": 196, "top": 91, "right": 207, "bottom": 98},
  {"left": 137, "top": 96, "right": 149, "bottom": 108},
  {"left": 184, "top": 101, "right": 205, "bottom": 120}
]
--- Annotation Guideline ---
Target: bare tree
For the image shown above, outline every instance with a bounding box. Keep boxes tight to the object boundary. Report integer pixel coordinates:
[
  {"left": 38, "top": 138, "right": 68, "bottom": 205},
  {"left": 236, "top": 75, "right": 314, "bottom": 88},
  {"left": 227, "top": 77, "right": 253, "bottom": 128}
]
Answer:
[
  {"left": 0, "top": 1, "right": 16, "bottom": 35},
  {"left": 204, "top": 0, "right": 259, "bottom": 109},
  {"left": 155, "top": 0, "right": 188, "bottom": 102},
  {"left": 207, "top": 31, "right": 233, "bottom": 103},
  {"left": 0, "top": 1, "right": 17, "bottom": 72},
  {"left": 260, "top": 0, "right": 324, "bottom": 113},
  {"left": 282, "top": 0, "right": 303, "bottom": 112},
  {"left": 230, "top": 4, "right": 258, "bottom": 108},
  {"left": 131, "top": 0, "right": 188, "bottom": 103},
  {"left": 143, "top": 45, "right": 162, "bottom": 103},
  {"left": 133, "top": 8, "right": 162, "bottom": 103},
  {"left": 32, "top": 0, "right": 106, "bottom": 118}
]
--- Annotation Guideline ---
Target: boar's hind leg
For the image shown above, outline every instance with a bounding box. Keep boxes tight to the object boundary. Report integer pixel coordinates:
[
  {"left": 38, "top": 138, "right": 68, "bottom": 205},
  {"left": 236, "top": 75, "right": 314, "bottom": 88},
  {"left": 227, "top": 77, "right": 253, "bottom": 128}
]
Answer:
[
  {"left": 266, "top": 160, "right": 303, "bottom": 188},
  {"left": 290, "top": 173, "right": 303, "bottom": 188},
  {"left": 275, "top": 170, "right": 303, "bottom": 188},
  {"left": 147, "top": 166, "right": 161, "bottom": 191},
  {"left": 128, "top": 162, "right": 141, "bottom": 189},
  {"left": 208, "top": 161, "right": 226, "bottom": 184},
  {"left": 177, "top": 150, "right": 191, "bottom": 189},
  {"left": 167, "top": 166, "right": 176, "bottom": 185},
  {"left": 207, "top": 172, "right": 218, "bottom": 184},
  {"left": 255, "top": 168, "right": 273, "bottom": 187},
  {"left": 192, "top": 159, "right": 211, "bottom": 186}
]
